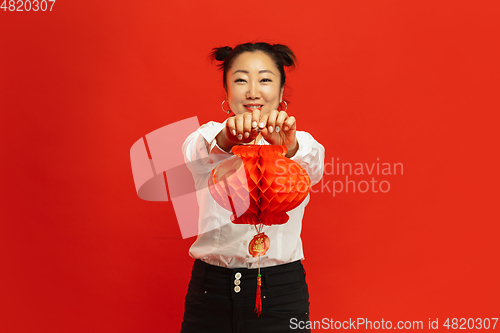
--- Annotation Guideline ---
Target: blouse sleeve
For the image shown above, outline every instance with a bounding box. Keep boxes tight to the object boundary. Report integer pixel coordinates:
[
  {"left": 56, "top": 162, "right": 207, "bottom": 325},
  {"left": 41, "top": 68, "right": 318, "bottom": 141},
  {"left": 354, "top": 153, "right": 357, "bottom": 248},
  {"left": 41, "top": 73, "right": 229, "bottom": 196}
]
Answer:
[
  {"left": 289, "top": 131, "right": 325, "bottom": 186},
  {"left": 182, "top": 121, "right": 234, "bottom": 188}
]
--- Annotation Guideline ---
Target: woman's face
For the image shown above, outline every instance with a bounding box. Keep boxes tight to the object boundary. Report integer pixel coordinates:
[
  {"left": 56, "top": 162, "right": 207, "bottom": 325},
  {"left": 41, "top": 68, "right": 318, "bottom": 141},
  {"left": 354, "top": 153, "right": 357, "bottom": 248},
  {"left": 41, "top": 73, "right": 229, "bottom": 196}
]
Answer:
[{"left": 226, "top": 51, "right": 283, "bottom": 117}]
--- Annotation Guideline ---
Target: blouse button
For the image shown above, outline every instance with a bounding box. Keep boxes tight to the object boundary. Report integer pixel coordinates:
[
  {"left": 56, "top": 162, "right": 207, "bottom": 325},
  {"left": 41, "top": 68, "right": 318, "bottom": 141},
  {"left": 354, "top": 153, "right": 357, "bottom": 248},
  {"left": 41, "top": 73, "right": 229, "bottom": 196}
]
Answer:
[
  {"left": 234, "top": 279, "right": 241, "bottom": 286},
  {"left": 235, "top": 272, "right": 242, "bottom": 279},
  {"left": 234, "top": 286, "right": 241, "bottom": 293}
]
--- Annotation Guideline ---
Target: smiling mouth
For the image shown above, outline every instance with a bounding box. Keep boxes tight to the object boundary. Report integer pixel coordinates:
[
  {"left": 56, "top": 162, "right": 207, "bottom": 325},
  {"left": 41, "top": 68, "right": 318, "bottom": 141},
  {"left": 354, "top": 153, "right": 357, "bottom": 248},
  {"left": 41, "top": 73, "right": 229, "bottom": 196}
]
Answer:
[{"left": 244, "top": 105, "right": 264, "bottom": 111}]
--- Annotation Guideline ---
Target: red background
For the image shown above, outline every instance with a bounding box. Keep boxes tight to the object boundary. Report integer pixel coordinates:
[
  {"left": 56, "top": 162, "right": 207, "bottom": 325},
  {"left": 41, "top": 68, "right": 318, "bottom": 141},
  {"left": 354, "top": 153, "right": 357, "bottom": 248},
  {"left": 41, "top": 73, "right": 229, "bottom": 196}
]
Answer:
[{"left": 1, "top": 0, "right": 499, "bottom": 332}]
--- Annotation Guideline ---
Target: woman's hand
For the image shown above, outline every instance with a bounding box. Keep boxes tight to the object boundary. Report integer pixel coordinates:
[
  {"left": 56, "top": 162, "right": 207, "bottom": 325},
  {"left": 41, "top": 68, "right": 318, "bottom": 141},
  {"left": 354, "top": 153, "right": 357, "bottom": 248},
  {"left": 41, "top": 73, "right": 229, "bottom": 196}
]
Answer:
[
  {"left": 226, "top": 112, "right": 261, "bottom": 143},
  {"left": 216, "top": 112, "right": 260, "bottom": 152},
  {"left": 216, "top": 110, "right": 299, "bottom": 157},
  {"left": 257, "top": 109, "right": 298, "bottom": 158}
]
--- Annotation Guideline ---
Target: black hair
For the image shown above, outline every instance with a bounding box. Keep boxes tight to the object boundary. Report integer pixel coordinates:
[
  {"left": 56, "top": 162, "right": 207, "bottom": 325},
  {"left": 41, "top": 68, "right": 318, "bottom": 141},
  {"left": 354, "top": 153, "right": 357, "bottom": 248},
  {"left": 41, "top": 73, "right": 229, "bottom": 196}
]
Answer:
[{"left": 210, "top": 42, "right": 297, "bottom": 91}]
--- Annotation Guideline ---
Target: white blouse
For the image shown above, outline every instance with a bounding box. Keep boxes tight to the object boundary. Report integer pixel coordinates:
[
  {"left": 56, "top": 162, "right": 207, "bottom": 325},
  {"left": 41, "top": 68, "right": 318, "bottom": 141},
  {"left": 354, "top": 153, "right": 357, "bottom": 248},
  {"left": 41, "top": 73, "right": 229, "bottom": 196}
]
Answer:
[{"left": 182, "top": 121, "right": 325, "bottom": 268}]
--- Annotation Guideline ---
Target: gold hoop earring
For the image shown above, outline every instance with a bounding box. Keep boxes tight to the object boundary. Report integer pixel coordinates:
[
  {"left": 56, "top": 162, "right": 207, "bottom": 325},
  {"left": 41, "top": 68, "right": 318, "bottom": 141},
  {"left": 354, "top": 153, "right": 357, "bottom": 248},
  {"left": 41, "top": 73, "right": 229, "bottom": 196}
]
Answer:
[
  {"left": 221, "top": 100, "right": 231, "bottom": 114},
  {"left": 278, "top": 100, "right": 288, "bottom": 112}
]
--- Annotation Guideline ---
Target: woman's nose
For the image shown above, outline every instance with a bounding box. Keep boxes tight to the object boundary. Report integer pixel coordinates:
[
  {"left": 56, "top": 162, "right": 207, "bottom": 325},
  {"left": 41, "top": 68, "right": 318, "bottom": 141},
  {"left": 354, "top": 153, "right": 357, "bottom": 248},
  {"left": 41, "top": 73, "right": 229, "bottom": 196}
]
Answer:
[{"left": 246, "top": 82, "right": 260, "bottom": 99}]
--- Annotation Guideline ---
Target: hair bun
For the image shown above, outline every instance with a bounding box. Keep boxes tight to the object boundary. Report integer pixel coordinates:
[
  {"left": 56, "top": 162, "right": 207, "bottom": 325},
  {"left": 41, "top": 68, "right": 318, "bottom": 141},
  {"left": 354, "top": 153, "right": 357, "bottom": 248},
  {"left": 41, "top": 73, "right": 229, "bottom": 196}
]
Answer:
[
  {"left": 212, "top": 46, "right": 233, "bottom": 62},
  {"left": 272, "top": 44, "right": 296, "bottom": 67}
]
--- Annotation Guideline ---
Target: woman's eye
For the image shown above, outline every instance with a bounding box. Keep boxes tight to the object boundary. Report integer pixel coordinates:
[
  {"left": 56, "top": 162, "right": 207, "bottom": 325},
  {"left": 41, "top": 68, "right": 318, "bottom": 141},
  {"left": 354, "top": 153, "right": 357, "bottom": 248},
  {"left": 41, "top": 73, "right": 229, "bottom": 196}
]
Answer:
[
  {"left": 261, "top": 78, "right": 272, "bottom": 83},
  {"left": 235, "top": 79, "right": 246, "bottom": 83}
]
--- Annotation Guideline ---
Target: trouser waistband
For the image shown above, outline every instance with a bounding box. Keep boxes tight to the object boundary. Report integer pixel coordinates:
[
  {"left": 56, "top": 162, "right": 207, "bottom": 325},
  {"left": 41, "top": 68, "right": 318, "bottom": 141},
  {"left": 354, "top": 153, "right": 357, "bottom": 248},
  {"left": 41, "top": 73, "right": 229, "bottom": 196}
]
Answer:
[{"left": 191, "top": 259, "right": 306, "bottom": 297}]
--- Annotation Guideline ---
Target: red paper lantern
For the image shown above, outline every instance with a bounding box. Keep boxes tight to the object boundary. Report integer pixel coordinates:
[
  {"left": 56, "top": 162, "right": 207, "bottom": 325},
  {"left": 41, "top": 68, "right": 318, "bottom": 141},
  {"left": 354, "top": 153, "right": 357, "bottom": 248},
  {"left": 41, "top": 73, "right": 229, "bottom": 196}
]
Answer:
[{"left": 209, "top": 145, "right": 311, "bottom": 226}]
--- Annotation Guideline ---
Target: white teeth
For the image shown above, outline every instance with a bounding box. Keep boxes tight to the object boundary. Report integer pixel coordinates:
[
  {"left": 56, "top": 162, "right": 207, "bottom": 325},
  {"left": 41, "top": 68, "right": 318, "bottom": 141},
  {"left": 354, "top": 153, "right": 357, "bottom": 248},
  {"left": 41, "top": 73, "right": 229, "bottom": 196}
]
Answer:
[{"left": 246, "top": 105, "right": 262, "bottom": 108}]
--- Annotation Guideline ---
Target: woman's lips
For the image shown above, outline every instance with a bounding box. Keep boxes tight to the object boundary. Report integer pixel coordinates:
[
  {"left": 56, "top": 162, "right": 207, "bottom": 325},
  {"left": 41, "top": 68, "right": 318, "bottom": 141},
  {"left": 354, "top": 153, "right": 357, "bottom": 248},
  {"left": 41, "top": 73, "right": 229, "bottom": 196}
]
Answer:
[{"left": 244, "top": 105, "right": 263, "bottom": 112}]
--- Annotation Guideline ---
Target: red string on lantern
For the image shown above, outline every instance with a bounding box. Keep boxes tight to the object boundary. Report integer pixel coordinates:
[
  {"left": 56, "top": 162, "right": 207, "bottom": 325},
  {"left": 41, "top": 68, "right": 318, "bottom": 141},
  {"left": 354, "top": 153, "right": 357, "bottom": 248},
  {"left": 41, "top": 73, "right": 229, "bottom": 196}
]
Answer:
[{"left": 208, "top": 144, "right": 311, "bottom": 315}]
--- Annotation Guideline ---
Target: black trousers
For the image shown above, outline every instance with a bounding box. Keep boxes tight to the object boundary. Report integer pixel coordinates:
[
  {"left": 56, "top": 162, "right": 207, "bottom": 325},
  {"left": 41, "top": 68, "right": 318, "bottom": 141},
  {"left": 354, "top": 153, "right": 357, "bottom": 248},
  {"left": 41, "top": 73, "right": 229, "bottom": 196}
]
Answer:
[{"left": 180, "top": 259, "right": 311, "bottom": 333}]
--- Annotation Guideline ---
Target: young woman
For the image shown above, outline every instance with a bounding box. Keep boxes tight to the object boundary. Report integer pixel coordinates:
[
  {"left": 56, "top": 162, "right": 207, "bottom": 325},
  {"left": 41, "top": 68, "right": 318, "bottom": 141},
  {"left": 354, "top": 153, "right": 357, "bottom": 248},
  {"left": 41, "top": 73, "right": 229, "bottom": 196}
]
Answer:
[{"left": 181, "top": 42, "right": 325, "bottom": 333}]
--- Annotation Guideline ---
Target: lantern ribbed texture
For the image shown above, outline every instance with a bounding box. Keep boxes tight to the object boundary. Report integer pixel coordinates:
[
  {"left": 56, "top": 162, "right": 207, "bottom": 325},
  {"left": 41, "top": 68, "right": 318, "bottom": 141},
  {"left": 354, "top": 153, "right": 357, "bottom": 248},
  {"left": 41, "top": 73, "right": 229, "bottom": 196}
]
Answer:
[{"left": 208, "top": 145, "right": 311, "bottom": 226}]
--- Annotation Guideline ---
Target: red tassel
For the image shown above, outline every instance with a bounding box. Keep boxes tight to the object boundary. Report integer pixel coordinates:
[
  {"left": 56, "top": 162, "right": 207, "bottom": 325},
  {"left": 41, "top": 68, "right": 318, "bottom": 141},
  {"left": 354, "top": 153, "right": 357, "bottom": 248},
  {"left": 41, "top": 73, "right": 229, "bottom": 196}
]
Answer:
[{"left": 255, "top": 274, "right": 262, "bottom": 316}]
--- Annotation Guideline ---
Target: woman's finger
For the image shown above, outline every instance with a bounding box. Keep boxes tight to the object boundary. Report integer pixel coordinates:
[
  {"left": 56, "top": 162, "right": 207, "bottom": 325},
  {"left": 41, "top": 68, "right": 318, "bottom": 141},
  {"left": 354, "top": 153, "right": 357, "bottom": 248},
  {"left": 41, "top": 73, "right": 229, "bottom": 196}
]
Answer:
[
  {"left": 226, "top": 117, "right": 237, "bottom": 138},
  {"left": 235, "top": 115, "right": 244, "bottom": 140},
  {"left": 284, "top": 116, "right": 296, "bottom": 131},
  {"left": 252, "top": 109, "right": 261, "bottom": 131},
  {"left": 243, "top": 113, "right": 253, "bottom": 139},
  {"left": 266, "top": 110, "right": 279, "bottom": 134},
  {"left": 275, "top": 111, "right": 288, "bottom": 133},
  {"left": 258, "top": 113, "right": 269, "bottom": 131}
]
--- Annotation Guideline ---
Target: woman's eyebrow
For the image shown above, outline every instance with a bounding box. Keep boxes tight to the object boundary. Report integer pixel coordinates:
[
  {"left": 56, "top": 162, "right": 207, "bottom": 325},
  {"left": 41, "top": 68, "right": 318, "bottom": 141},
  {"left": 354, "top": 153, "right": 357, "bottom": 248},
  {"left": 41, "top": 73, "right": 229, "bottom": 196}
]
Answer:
[{"left": 232, "top": 69, "right": 276, "bottom": 75}]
